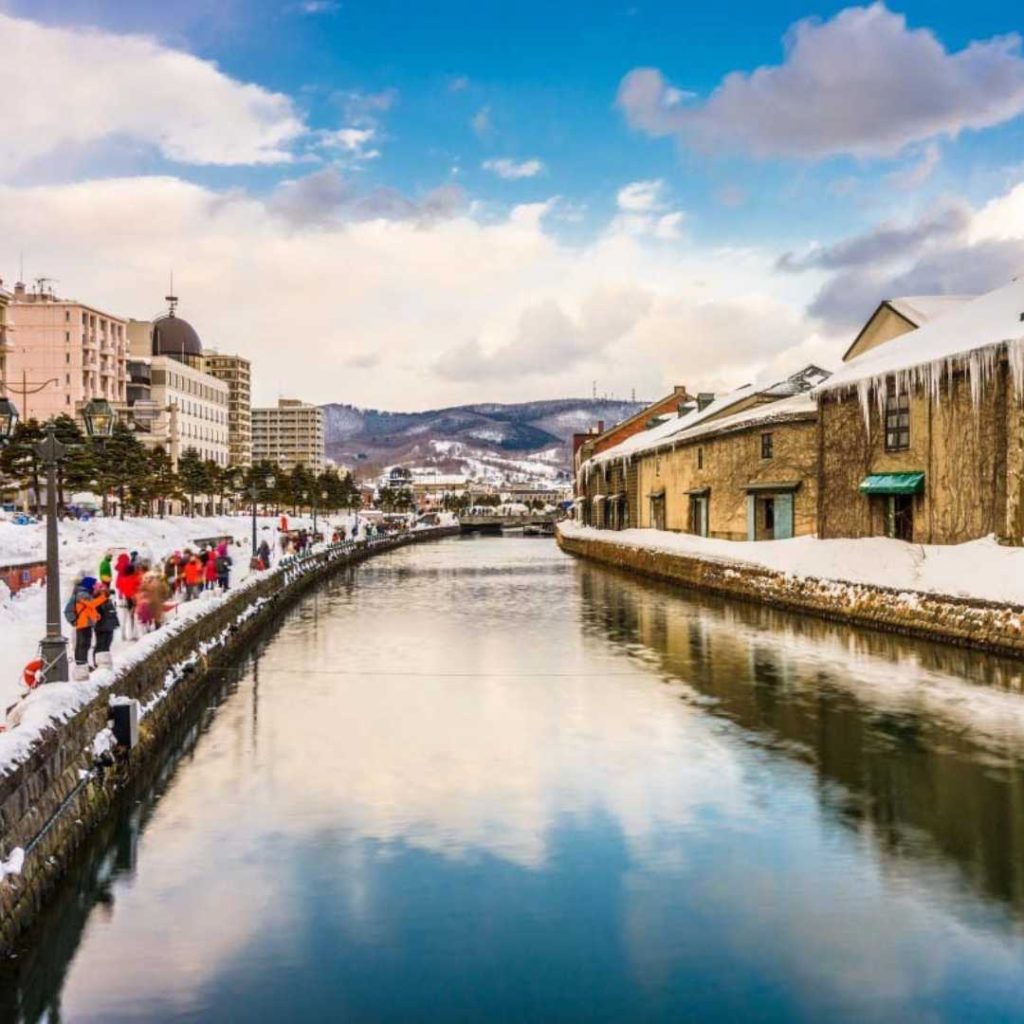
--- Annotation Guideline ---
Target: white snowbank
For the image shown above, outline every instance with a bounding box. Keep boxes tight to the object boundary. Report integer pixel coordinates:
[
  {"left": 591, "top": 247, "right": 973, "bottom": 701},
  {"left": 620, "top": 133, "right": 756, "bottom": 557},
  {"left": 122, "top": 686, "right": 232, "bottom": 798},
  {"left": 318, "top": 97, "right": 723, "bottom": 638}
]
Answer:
[
  {"left": 0, "top": 512, "right": 357, "bottom": 720},
  {"left": 559, "top": 522, "right": 1024, "bottom": 606}
]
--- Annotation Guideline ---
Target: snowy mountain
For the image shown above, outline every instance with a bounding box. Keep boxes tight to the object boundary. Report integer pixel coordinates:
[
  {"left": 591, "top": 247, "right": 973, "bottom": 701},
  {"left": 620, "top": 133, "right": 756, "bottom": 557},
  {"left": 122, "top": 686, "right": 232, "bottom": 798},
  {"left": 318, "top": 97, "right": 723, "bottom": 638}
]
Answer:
[{"left": 322, "top": 398, "right": 645, "bottom": 481}]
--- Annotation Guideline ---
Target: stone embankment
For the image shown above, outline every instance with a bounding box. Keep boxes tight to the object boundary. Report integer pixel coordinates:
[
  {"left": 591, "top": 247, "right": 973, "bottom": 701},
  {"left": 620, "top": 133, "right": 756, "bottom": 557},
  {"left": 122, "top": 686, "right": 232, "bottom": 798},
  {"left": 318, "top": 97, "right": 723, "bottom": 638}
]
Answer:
[
  {"left": 558, "top": 529, "right": 1024, "bottom": 658},
  {"left": 0, "top": 528, "right": 456, "bottom": 952}
]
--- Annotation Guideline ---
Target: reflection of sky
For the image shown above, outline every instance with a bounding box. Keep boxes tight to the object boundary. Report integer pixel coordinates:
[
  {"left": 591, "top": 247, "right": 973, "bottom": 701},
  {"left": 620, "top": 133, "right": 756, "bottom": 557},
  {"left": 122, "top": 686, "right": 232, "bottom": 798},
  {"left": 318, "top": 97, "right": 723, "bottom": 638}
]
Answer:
[{"left": 51, "top": 539, "right": 1024, "bottom": 1021}]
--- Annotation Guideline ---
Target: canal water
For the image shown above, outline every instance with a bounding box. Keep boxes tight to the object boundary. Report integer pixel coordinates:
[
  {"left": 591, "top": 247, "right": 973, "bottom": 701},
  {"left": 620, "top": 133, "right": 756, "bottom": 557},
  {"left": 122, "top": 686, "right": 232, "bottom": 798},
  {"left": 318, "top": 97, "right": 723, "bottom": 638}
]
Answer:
[{"left": 4, "top": 536, "right": 1024, "bottom": 1021}]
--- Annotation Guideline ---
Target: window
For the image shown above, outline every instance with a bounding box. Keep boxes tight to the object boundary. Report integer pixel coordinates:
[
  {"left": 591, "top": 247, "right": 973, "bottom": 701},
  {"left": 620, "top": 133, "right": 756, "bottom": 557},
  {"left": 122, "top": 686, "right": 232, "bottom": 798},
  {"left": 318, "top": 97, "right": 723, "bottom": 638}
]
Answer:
[
  {"left": 65, "top": 352, "right": 70, "bottom": 364},
  {"left": 697, "top": 447, "right": 704, "bottom": 470},
  {"left": 885, "top": 393, "right": 910, "bottom": 451},
  {"left": 763, "top": 497, "right": 775, "bottom": 530},
  {"left": 761, "top": 432, "right": 774, "bottom": 459}
]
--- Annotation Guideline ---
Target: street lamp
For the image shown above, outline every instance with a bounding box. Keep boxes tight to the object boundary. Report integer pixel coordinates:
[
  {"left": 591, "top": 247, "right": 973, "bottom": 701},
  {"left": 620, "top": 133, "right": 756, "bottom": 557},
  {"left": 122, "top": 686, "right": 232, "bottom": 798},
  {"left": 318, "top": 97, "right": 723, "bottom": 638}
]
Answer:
[
  {"left": 35, "top": 405, "right": 114, "bottom": 684},
  {"left": 0, "top": 395, "right": 18, "bottom": 442},
  {"left": 251, "top": 472, "right": 276, "bottom": 559},
  {"left": 81, "top": 397, "right": 116, "bottom": 439},
  {"left": 311, "top": 487, "right": 329, "bottom": 542}
]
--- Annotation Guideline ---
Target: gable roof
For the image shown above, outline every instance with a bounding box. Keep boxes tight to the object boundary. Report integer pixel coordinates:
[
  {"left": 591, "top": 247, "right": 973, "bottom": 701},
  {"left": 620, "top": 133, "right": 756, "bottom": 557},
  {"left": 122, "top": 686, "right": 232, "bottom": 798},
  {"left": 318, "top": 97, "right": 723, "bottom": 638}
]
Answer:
[
  {"left": 840, "top": 295, "right": 975, "bottom": 363},
  {"left": 820, "top": 277, "right": 1024, "bottom": 395}
]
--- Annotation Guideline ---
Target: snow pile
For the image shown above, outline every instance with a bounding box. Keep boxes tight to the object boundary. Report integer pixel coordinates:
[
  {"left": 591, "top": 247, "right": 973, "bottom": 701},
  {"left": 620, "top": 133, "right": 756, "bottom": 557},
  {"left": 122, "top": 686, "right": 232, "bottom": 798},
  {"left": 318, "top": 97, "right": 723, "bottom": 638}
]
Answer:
[
  {"left": 0, "top": 512, "right": 357, "bottom": 717},
  {"left": 1, "top": 847, "right": 24, "bottom": 880},
  {"left": 559, "top": 522, "right": 1024, "bottom": 606}
]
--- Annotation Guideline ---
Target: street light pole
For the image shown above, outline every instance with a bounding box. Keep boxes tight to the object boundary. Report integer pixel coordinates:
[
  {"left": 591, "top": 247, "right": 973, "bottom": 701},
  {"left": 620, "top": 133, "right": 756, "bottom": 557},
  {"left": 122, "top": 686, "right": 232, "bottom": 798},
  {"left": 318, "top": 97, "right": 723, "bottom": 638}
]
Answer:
[{"left": 36, "top": 424, "right": 69, "bottom": 683}]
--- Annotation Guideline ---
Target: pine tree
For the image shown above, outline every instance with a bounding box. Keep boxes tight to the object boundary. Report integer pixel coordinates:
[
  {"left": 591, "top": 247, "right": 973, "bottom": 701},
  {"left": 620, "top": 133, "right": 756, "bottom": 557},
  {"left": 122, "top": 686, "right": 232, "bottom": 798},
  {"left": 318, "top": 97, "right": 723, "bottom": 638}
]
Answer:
[
  {"left": 52, "top": 414, "right": 93, "bottom": 513},
  {"left": 93, "top": 422, "right": 149, "bottom": 519},
  {"left": 177, "top": 447, "right": 209, "bottom": 517},
  {"left": 147, "top": 446, "right": 178, "bottom": 517},
  {"left": 0, "top": 419, "right": 44, "bottom": 511}
]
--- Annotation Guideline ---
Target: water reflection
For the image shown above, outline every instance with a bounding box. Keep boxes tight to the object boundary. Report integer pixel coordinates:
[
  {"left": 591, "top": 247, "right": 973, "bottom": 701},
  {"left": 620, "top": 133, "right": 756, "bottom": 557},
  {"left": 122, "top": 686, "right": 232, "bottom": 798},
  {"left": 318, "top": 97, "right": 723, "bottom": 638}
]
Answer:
[
  {"left": 578, "top": 565, "right": 1024, "bottom": 919},
  {"left": 3, "top": 537, "right": 1024, "bottom": 1021}
]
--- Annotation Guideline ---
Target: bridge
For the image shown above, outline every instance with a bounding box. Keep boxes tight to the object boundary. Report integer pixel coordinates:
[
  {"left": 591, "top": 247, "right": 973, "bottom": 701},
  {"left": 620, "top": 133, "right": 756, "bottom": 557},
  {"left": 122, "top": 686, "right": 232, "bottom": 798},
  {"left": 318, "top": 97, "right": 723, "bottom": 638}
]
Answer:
[{"left": 457, "top": 512, "right": 561, "bottom": 534}]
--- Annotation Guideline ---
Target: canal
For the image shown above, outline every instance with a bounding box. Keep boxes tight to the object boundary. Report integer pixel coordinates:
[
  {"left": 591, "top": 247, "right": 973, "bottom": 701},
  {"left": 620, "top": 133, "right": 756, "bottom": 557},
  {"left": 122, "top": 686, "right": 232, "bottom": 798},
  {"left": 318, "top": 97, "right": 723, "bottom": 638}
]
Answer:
[{"left": 4, "top": 535, "right": 1024, "bottom": 1021}]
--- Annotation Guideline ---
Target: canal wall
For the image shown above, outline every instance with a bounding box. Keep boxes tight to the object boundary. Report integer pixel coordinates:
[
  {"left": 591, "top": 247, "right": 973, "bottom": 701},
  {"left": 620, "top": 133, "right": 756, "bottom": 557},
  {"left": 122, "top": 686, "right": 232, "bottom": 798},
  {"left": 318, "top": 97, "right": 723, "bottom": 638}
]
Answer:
[
  {"left": 557, "top": 529, "right": 1024, "bottom": 658},
  {"left": 0, "top": 527, "right": 457, "bottom": 953}
]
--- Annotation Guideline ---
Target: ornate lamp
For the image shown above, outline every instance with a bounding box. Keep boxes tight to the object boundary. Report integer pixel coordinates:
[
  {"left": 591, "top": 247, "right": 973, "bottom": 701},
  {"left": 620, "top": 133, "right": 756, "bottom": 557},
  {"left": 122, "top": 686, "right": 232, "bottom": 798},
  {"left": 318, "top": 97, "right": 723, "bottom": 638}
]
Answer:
[
  {"left": 82, "top": 398, "right": 116, "bottom": 438},
  {"left": 0, "top": 395, "right": 19, "bottom": 443}
]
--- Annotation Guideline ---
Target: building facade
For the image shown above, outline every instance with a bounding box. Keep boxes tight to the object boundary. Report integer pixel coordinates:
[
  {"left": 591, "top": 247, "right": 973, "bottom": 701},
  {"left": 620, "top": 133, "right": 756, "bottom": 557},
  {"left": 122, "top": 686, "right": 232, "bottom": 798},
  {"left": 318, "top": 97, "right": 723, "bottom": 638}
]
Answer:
[
  {"left": 251, "top": 399, "right": 325, "bottom": 474},
  {"left": 126, "top": 307, "right": 229, "bottom": 468},
  {"left": 0, "top": 282, "right": 10, "bottom": 391},
  {"left": 817, "top": 282, "right": 1024, "bottom": 545},
  {"left": 4, "top": 281, "right": 127, "bottom": 423},
  {"left": 203, "top": 350, "right": 252, "bottom": 468}
]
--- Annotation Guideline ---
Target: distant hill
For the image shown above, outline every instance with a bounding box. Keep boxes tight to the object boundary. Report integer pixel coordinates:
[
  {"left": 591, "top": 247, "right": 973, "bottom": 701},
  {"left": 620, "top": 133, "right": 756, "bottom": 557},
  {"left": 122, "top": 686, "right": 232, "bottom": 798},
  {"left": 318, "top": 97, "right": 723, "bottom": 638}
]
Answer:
[{"left": 323, "top": 397, "right": 645, "bottom": 479}]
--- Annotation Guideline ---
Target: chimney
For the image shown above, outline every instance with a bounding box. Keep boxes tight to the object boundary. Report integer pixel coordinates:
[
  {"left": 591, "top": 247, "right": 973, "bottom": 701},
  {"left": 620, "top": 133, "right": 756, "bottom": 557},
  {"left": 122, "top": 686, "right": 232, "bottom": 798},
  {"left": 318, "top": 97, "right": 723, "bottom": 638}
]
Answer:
[
  {"left": 697, "top": 393, "right": 715, "bottom": 411},
  {"left": 672, "top": 385, "right": 688, "bottom": 397},
  {"left": 597, "top": 420, "right": 604, "bottom": 434},
  {"left": 13, "top": 281, "right": 25, "bottom": 298}
]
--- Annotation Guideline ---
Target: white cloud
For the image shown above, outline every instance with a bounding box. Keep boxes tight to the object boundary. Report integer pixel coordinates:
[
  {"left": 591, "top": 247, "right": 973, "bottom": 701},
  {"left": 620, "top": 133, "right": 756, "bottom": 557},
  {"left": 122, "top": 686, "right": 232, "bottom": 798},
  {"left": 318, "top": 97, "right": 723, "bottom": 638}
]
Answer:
[
  {"left": 0, "top": 175, "right": 824, "bottom": 407},
  {"left": 613, "top": 180, "right": 685, "bottom": 239},
  {"left": 482, "top": 158, "right": 545, "bottom": 180},
  {"left": 0, "top": 13, "right": 304, "bottom": 175},
  {"left": 317, "top": 127, "right": 381, "bottom": 163},
  {"left": 618, "top": 4, "right": 1024, "bottom": 158}
]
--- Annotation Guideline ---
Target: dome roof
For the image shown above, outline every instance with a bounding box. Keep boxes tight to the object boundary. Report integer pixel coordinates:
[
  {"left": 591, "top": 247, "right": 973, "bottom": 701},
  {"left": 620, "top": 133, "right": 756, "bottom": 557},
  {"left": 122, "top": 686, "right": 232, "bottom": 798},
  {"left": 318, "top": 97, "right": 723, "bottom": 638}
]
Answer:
[{"left": 152, "top": 314, "right": 202, "bottom": 358}]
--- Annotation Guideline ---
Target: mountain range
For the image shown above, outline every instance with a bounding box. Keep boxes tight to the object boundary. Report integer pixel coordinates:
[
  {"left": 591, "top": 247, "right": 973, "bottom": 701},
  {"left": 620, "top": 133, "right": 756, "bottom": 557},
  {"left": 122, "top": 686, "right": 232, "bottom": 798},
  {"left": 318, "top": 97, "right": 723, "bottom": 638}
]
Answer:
[{"left": 323, "top": 398, "right": 645, "bottom": 481}]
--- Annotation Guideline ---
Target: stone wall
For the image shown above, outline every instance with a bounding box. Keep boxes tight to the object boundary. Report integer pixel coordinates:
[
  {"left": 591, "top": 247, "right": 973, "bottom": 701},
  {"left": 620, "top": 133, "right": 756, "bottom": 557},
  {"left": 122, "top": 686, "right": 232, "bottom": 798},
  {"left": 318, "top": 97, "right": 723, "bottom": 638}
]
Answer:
[
  {"left": 634, "top": 413, "right": 818, "bottom": 539},
  {"left": 0, "top": 528, "right": 457, "bottom": 953},
  {"left": 819, "top": 363, "right": 1014, "bottom": 544},
  {"left": 558, "top": 530, "right": 1024, "bottom": 658}
]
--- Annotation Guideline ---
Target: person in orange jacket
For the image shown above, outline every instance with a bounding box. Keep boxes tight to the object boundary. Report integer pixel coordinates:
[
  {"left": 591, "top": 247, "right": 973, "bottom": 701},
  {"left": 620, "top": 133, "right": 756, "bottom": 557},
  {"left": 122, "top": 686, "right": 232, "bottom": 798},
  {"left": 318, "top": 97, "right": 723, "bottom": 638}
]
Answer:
[
  {"left": 115, "top": 559, "right": 142, "bottom": 640},
  {"left": 182, "top": 551, "right": 203, "bottom": 600},
  {"left": 63, "top": 575, "right": 105, "bottom": 680}
]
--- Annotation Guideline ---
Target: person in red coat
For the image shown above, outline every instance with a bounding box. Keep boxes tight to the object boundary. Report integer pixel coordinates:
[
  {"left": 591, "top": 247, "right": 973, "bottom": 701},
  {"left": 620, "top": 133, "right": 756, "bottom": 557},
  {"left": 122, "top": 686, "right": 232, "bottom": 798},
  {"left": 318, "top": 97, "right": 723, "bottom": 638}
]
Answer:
[{"left": 115, "top": 560, "right": 141, "bottom": 640}]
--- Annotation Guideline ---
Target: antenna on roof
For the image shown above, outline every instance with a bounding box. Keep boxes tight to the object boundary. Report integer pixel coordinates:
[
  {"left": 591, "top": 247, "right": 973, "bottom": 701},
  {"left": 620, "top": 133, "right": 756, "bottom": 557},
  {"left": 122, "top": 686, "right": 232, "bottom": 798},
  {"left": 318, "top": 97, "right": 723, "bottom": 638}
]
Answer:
[
  {"left": 592, "top": 380, "right": 597, "bottom": 400},
  {"left": 166, "top": 271, "right": 178, "bottom": 317},
  {"left": 18, "top": 251, "right": 24, "bottom": 284}
]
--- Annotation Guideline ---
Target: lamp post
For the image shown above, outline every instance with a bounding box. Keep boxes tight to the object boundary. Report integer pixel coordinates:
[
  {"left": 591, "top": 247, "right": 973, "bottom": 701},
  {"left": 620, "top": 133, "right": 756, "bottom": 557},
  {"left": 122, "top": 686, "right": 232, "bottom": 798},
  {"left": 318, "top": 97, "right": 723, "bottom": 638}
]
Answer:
[
  {"left": 251, "top": 472, "right": 276, "bottom": 559},
  {"left": 35, "top": 399, "right": 116, "bottom": 683}
]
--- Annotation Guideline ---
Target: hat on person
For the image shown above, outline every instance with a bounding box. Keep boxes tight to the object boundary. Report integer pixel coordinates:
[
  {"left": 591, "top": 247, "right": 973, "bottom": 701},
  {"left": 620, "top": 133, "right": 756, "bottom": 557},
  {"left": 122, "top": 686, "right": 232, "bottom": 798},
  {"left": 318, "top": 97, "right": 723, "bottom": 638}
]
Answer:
[{"left": 80, "top": 576, "right": 97, "bottom": 592}]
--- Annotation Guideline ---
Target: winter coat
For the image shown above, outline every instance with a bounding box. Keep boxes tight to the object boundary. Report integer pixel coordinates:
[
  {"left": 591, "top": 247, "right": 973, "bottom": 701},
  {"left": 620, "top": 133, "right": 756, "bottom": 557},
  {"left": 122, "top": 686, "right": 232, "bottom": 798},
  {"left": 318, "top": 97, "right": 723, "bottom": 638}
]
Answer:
[
  {"left": 64, "top": 584, "right": 106, "bottom": 630},
  {"left": 99, "top": 554, "right": 112, "bottom": 583},
  {"left": 215, "top": 552, "right": 232, "bottom": 577},
  {"left": 205, "top": 557, "right": 218, "bottom": 583},
  {"left": 95, "top": 590, "right": 120, "bottom": 633},
  {"left": 116, "top": 566, "right": 141, "bottom": 601},
  {"left": 139, "top": 572, "right": 171, "bottom": 626},
  {"left": 115, "top": 552, "right": 130, "bottom": 575},
  {"left": 183, "top": 558, "right": 203, "bottom": 586}
]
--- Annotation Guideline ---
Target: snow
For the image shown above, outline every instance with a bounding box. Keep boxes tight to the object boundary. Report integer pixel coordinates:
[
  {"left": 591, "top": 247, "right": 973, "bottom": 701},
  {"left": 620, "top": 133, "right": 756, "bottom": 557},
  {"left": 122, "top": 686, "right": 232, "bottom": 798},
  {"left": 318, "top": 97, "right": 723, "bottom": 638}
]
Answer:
[
  {"left": 0, "top": 512, "right": 350, "bottom": 722},
  {"left": 887, "top": 295, "right": 975, "bottom": 327},
  {"left": 819, "top": 277, "right": 1024, "bottom": 405},
  {"left": 559, "top": 522, "right": 1024, "bottom": 607}
]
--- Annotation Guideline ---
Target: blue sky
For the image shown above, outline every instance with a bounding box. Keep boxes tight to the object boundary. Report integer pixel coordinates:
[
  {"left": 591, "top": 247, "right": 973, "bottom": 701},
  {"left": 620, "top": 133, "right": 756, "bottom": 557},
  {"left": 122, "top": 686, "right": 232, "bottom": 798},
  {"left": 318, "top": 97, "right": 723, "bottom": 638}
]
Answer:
[{"left": 2, "top": 1, "right": 1024, "bottom": 406}]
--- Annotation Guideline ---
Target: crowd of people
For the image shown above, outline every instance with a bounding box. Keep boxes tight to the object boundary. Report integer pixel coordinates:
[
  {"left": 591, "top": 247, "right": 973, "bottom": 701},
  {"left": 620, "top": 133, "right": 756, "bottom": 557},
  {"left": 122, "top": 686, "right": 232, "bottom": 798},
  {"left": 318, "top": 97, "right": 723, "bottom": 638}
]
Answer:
[
  {"left": 59, "top": 515, "right": 398, "bottom": 683},
  {"left": 64, "top": 539, "right": 240, "bottom": 681}
]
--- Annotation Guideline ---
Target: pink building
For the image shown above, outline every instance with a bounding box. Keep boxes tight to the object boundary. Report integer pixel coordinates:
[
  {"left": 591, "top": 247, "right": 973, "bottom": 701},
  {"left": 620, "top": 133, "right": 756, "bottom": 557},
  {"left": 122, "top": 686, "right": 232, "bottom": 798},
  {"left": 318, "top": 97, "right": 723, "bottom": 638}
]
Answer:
[{"left": 4, "top": 281, "right": 128, "bottom": 424}]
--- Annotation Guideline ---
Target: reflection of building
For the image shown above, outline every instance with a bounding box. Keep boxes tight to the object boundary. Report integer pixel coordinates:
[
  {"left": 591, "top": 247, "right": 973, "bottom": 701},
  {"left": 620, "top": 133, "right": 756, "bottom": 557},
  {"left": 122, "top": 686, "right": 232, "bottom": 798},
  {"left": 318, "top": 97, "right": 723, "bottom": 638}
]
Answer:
[
  {"left": 127, "top": 298, "right": 229, "bottom": 468},
  {"left": 203, "top": 350, "right": 252, "bottom": 468},
  {"left": 5, "top": 280, "right": 128, "bottom": 423},
  {"left": 251, "top": 398, "right": 324, "bottom": 473}
]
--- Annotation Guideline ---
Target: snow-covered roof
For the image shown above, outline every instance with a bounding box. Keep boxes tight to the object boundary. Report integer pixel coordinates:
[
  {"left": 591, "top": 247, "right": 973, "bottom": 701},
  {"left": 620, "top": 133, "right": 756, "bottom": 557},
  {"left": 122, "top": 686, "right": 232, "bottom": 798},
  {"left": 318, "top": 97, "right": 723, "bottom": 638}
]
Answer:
[
  {"left": 820, "top": 277, "right": 1024, "bottom": 395},
  {"left": 887, "top": 295, "right": 975, "bottom": 327},
  {"left": 668, "top": 392, "right": 816, "bottom": 444},
  {"left": 588, "top": 365, "right": 827, "bottom": 469}
]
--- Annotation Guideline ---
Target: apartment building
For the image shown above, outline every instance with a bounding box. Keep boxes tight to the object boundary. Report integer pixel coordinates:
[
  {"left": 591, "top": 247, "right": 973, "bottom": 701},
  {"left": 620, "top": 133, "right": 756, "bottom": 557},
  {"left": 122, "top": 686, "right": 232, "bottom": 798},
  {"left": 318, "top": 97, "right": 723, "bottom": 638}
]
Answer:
[
  {"left": 4, "top": 281, "right": 128, "bottom": 423},
  {"left": 0, "top": 282, "right": 10, "bottom": 391},
  {"left": 126, "top": 305, "right": 229, "bottom": 468},
  {"left": 203, "top": 350, "right": 252, "bottom": 468},
  {"left": 251, "top": 398, "right": 325, "bottom": 474}
]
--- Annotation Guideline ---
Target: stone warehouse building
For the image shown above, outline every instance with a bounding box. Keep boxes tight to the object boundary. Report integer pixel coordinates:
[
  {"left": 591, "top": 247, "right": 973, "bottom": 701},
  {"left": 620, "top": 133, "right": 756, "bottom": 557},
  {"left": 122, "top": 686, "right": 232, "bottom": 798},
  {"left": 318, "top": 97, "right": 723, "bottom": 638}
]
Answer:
[
  {"left": 817, "top": 279, "right": 1024, "bottom": 546},
  {"left": 579, "top": 367, "right": 827, "bottom": 539},
  {"left": 575, "top": 278, "right": 1024, "bottom": 548}
]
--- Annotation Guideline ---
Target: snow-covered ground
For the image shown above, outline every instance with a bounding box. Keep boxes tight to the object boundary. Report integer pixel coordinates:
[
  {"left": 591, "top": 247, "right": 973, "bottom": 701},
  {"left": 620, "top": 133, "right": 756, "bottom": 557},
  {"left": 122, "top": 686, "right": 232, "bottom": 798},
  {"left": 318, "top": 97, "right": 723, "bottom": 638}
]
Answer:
[
  {"left": 559, "top": 522, "right": 1024, "bottom": 606},
  {"left": 0, "top": 512, "right": 351, "bottom": 718}
]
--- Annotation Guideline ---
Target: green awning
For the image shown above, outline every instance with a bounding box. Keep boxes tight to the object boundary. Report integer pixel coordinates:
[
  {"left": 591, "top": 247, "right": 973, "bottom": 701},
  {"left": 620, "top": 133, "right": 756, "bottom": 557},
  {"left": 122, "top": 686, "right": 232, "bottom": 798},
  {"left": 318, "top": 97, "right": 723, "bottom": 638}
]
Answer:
[{"left": 859, "top": 472, "right": 924, "bottom": 495}]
